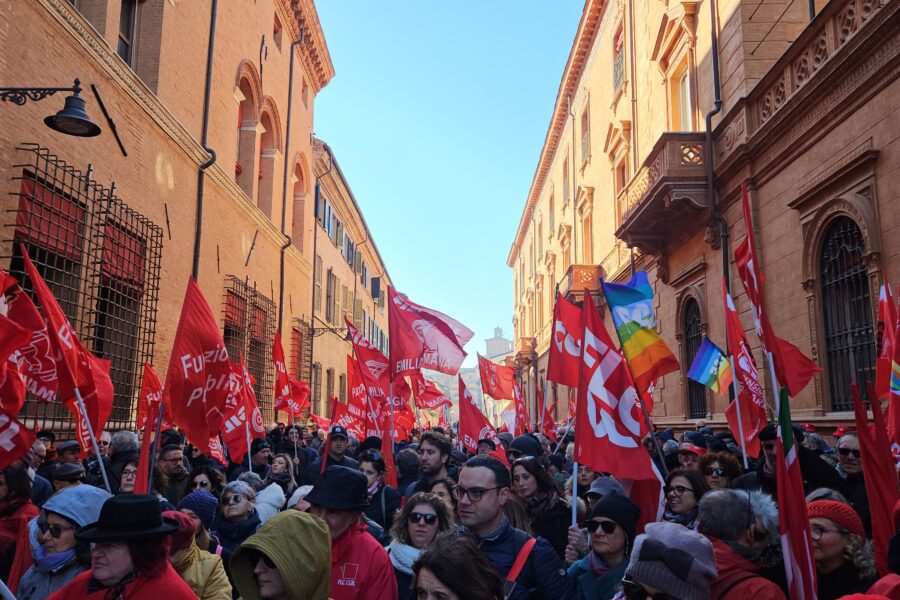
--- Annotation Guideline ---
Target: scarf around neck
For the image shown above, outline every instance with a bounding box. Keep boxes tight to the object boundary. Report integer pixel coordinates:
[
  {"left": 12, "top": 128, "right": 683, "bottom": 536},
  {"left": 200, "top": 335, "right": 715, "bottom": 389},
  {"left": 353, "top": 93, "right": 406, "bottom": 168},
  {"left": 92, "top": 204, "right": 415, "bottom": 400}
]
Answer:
[
  {"left": 33, "top": 545, "right": 78, "bottom": 573},
  {"left": 525, "top": 490, "right": 559, "bottom": 518},
  {"left": 388, "top": 540, "right": 422, "bottom": 575},
  {"left": 367, "top": 478, "right": 384, "bottom": 500},
  {"left": 663, "top": 506, "right": 699, "bottom": 528}
]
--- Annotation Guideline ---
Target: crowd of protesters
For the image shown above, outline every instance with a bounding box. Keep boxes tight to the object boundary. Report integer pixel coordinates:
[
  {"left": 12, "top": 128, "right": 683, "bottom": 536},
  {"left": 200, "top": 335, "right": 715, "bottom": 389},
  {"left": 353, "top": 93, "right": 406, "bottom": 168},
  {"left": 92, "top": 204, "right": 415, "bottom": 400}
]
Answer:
[{"left": 1, "top": 418, "right": 898, "bottom": 600}]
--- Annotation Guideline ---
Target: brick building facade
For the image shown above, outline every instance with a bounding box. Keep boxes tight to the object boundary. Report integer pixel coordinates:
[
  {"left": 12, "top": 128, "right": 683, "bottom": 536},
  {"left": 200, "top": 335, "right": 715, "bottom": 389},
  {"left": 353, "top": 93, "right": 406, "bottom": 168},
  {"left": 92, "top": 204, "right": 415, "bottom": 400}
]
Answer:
[{"left": 508, "top": 0, "right": 898, "bottom": 430}]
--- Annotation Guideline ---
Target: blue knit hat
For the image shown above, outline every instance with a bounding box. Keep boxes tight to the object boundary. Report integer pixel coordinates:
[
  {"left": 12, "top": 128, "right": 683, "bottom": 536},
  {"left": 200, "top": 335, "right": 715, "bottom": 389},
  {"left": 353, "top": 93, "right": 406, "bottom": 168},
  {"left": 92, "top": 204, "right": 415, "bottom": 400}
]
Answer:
[
  {"left": 43, "top": 484, "right": 112, "bottom": 527},
  {"left": 177, "top": 490, "right": 218, "bottom": 531}
]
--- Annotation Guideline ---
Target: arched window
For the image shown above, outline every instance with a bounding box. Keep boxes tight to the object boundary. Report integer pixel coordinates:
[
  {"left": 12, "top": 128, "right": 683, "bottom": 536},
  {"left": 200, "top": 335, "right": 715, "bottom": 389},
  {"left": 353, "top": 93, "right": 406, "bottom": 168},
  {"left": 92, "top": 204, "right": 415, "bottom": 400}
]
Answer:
[
  {"left": 236, "top": 77, "right": 259, "bottom": 199},
  {"left": 291, "top": 162, "right": 308, "bottom": 253},
  {"left": 257, "top": 110, "right": 277, "bottom": 218},
  {"left": 820, "top": 217, "right": 874, "bottom": 411},
  {"left": 683, "top": 297, "right": 706, "bottom": 418}
]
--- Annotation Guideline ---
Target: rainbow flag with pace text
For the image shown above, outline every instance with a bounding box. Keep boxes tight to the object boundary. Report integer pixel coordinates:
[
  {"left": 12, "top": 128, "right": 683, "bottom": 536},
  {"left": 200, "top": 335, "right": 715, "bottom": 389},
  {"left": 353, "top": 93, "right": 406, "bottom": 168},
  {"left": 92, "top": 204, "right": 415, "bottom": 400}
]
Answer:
[
  {"left": 687, "top": 338, "right": 733, "bottom": 394},
  {"left": 601, "top": 271, "right": 680, "bottom": 394}
]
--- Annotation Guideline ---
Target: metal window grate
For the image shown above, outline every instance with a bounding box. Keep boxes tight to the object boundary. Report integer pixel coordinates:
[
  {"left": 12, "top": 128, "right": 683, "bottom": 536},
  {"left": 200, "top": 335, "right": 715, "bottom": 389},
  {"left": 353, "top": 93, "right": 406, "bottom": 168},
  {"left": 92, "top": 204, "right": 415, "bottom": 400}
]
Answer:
[
  {"left": 4, "top": 143, "right": 162, "bottom": 431},
  {"left": 290, "top": 318, "right": 311, "bottom": 383},
  {"left": 222, "top": 275, "right": 276, "bottom": 422},
  {"left": 683, "top": 298, "right": 707, "bottom": 419},
  {"left": 820, "top": 217, "right": 875, "bottom": 411}
]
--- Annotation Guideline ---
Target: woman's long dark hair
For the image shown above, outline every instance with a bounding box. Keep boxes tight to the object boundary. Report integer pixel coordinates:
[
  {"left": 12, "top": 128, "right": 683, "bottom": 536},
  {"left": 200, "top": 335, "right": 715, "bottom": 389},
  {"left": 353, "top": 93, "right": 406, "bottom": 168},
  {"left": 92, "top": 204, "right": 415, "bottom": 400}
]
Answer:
[
  {"left": 512, "top": 457, "right": 560, "bottom": 497},
  {"left": 191, "top": 465, "right": 226, "bottom": 498},
  {"left": 414, "top": 534, "right": 503, "bottom": 600},
  {"left": 0, "top": 466, "right": 32, "bottom": 509},
  {"left": 389, "top": 492, "right": 451, "bottom": 546}
]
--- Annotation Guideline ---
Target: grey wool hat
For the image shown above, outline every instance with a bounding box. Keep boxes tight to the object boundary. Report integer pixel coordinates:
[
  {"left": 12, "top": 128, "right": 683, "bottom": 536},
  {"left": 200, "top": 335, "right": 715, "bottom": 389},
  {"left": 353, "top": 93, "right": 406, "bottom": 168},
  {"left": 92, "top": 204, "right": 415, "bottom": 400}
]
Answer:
[{"left": 625, "top": 521, "right": 717, "bottom": 600}]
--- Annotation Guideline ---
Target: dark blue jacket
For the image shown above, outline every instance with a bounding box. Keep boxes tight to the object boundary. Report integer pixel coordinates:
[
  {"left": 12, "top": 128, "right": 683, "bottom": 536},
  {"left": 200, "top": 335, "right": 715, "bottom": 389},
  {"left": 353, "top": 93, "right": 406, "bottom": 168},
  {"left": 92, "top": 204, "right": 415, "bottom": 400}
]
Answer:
[{"left": 455, "top": 518, "right": 575, "bottom": 600}]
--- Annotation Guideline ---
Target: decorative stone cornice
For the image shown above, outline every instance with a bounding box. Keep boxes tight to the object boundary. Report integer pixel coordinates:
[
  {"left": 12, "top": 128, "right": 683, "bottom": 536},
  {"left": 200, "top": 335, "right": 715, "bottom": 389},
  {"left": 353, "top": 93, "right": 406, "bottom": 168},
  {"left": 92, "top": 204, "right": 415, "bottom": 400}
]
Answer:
[{"left": 285, "top": 0, "right": 335, "bottom": 93}]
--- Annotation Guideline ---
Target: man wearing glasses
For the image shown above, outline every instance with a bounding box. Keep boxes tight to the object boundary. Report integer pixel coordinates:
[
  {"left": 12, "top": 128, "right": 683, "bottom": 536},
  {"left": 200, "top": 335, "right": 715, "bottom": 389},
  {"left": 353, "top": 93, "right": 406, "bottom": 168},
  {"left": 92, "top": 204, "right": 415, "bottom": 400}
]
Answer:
[
  {"left": 157, "top": 444, "right": 191, "bottom": 504},
  {"left": 453, "top": 456, "right": 574, "bottom": 600}
]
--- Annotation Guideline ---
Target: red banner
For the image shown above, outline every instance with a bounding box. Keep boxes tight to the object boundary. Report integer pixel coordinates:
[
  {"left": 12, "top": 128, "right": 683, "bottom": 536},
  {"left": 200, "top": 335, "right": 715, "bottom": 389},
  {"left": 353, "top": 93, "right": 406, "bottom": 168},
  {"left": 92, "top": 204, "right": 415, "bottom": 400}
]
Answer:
[
  {"left": 0, "top": 412, "right": 36, "bottom": 470},
  {"left": 537, "top": 379, "right": 557, "bottom": 442},
  {"left": 221, "top": 357, "right": 265, "bottom": 465},
  {"left": 272, "top": 332, "right": 296, "bottom": 416},
  {"left": 411, "top": 371, "right": 452, "bottom": 410},
  {"left": 876, "top": 279, "right": 896, "bottom": 399},
  {"left": 547, "top": 292, "right": 582, "bottom": 387},
  {"left": 162, "top": 278, "right": 233, "bottom": 455},
  {"left": 478, "top": 354, "right": 516, "bottom": 401},
  {"left": 512, "top": 381, "right": 529, "bottom": 436},
  {"left": 134, "top": 363, "right": 164, "bottom": 495},
  {"left": 309, "top": 413, "right": 332, "bottom": 431},
  {"left": 388, "top": 286, "right": 473, "bottom": 377},
  {"left": 458, "top": 376, "right": 501, "bottom": 454},
  {"left": 347, "top": 318, "right": 414, "bottom": 428},
  {"left": 289, "top": 378, "right": 311, "bottom": 414}
]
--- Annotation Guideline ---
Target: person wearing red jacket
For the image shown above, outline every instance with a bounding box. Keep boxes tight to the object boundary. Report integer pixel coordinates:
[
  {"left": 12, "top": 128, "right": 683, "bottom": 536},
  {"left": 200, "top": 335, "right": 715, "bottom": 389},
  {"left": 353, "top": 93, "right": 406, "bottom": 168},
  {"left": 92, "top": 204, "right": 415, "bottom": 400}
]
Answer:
[
  {"left": 49, "top": 494, "right": 197, "bottom": 600},
  {"left": 307, "top": 465, "right": 398, "bottom": 600},
  {"left": 697, "top": 489, "right": 787, "bottom": 600}
]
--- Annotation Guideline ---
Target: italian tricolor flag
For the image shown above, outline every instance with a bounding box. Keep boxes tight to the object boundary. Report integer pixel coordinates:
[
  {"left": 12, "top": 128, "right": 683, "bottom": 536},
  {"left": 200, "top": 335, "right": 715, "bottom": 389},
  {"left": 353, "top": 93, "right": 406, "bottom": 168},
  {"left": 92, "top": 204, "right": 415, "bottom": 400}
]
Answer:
[{"left": 775, "top": 387, "right": 818, "bottom": 600}]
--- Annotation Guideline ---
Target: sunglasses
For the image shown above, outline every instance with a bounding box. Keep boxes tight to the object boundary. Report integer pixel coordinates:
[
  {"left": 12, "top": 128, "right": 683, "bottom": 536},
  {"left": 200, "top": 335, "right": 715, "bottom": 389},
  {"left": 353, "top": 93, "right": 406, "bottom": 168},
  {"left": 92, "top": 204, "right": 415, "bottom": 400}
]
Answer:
[
  {"left": 223, "top": 494, "right": 245, "bottom": 506},
  {"left": 249, "top": 549, "right": 276, "bottom": 569},
  {"left": 664, "top": 485, "right": 693, "bottom": 496},
  {"left": 837, "top": 447, "right": 861, "bottom": 458},
  {"left": 703, "top": 467, "right": 726, "bottom": 477},
  {"left": 408, "top": 512, "right": 438, "bottom": 525},
  {"left": 38, "top": 521, "right": 75, "bottom": 539},
  {"left": 586, "top": 519, "right": 617, "bottom": 534},
  {"left": 192, "top": 480, "right": 211, "bottom": 489},
  {"left": 622, "top": 579, "right": 679, "bottom": 600}
]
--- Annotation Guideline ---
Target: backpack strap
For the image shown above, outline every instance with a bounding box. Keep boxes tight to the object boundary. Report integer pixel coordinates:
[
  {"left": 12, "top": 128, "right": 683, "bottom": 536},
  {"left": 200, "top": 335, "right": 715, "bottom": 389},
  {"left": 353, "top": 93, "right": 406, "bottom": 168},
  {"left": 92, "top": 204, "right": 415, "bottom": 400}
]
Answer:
[{"left": 502, "top": 537, "right": 537, "bottom": 600}]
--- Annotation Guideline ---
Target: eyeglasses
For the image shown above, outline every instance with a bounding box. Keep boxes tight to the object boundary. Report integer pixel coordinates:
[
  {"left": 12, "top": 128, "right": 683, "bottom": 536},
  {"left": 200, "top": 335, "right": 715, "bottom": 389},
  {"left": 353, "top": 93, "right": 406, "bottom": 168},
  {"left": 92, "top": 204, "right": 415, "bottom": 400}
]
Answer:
[
  {"left": 408, "top": 512, "right": 438, "bottom": 525},
  {"left": 586, "top": 519, "right": 617, "bottom": 535},
  {"left": 452, "top": 485, "right": 501, "bottom": 502},
  {"left": 98, "top": 440, "right": 110, "bottom": 446},
  {"left": 38, "top": 521, "right": 76, "bottom": 539},
  {"left": 837, "top": 447, "right": 861, "bottom": 458},
  {"left": 121, "top": 469, "right": 138, "bottom": 479},
  {"left": 192, "top": 480, "right": 211, "bottom": 489},
  {"left": 622, "top": 578, "right": 678, "bottom": 600},
  {"left": 249, "top": 549, "right": 276, "bottom": 569},
  {"left": 810, "top": 524, "right": 846, "bottom": 541},
  {"left": 664, "top": 485, "right": 693, "bottom": 496},
  {"left": 223, "top": 494, "right": 245, "bottom": 506},
  {"left": 703, "top": 467, "right": 726, "bottom": 477}
]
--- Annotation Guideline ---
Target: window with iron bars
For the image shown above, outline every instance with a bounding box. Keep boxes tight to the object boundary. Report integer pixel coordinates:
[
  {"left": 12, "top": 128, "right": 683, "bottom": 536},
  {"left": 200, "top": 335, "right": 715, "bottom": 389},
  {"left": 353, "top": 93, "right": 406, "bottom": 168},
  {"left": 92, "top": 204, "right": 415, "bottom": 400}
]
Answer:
[
  {"left": 290, "top": 319, "right": 312, "bottom": 383},
  {"left": 4, "top": 144, "right": 162, "bottom": 431},
  {"left": 312, "top": 362, "right": 322, "bottom": 410},
  {"left": 222, "top": 276, "right": 276, "bottom": 422}
]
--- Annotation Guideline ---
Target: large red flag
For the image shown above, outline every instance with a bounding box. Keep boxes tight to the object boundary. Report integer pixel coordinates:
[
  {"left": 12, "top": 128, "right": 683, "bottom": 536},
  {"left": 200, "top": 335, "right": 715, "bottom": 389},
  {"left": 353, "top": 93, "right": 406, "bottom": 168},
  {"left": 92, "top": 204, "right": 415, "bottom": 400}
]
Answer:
[
  {"left": 21, "top": 249, "right": 112, "bottom": 455},
  {"left": 289, "top": 378, "right": 311, "bottom": 414},
  {"left": 221, "top": 357, "right": 265, "bottom": 464},
  {"left": 309, "top": 413, "right": 331, "bottom": 431},
  {"left": 411, "top": 371, "right": 452, "bottom": 410},
  {"left": 511, "top": 381, "right": 529, "bottom": 436},
  {"left": 537, "top": 379, "right": 557, "bottom": 442},
  {"left": 478, "top": 354, "right": 516, "bottom": 401},
  {"left": 347, "top": 318, "right": 414, "bottom": 428},
  {"left": 162, "top": 278, "right": 232, "bottom": 455},
  {"left": 0, "top": 315, "right": 32, "bottom": 415},
  {"left": 567, "top": 387, "right": 576, "bottom": 422},
  {"left": 458, "top": 376, "right": 504, "bottom": 461},
  {"left": 876, "top": 280, "right": 896, "bottom": 399},
  {"left": 852, "top": 383, "right": 899, "bottom": 575},
  {"left": 0, "top": 412, "right": 37, "bottom": 470},
  {"left": 134, "top": 363, "right": 163, "bottom": 495},
  {"left": 377, "top": 406, "right": 399, "bottom": 487},
  {"left": 734, "top": 183, "right": 819, "bottom": 397},
  {"left": 723, "top": 280, "right": 768, "bottom": 458},
  {"left": 547, "top": 292, "right": 584, "bottom": 387},
  {"left": 890, "top": 315, "right": 900, "bottom": 460},
  {"left": 340, "top": 355, "right": 368, "bottom": 439},
  {"left": 272, "top": 332, "right": 295, "bottom": 417},
  {"left": 388, "top": 286, "right": 473, "bottom": 377}
]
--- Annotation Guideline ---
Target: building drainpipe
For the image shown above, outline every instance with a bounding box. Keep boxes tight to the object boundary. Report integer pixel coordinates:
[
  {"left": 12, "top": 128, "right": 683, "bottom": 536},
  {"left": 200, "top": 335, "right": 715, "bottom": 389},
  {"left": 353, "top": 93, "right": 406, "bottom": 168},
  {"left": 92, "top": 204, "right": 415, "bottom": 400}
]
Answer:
[
  {"left": 277, "top": 32, "right": 305, "bottom": 333},
  {"left": 308, "top": 146, "right": 334, "bottom": 411},
  {"left": 704, "top": 0, "right": 728, "bottom": 285},
  {"left": 192, "top": 0, "right": 218, "bottom": 281}
]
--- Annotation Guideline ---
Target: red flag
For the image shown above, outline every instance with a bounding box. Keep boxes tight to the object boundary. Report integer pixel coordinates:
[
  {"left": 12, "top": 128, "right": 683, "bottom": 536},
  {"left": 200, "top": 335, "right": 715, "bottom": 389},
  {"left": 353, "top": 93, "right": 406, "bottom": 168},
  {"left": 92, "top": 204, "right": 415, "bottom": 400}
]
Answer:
[
  {"left": 547, "top": 292, "right": 582, "bottom": 386},
  {"left": 309, "top": 413, "right": 332, "bottom": 431},
  {"left": 289, "top": 378, "right": 311, "bottom": 414},
  {"left": 567, "top": 387, "right": 576, "bottom": 422},
  {"left": 411, "top": 372, "right": 452, "bottom": 410},
  {"left": 512, "top": 381, "right": 529, "bottom": 436},
  {"left": 734, "top": 183, "right": 819, "bottom": 396},
  {"left": 378, "top": 407, "right": 399, "bottom": 488},
  {"left": 0, "top": 412, "right": 37, "bottom": 470},
  {"left": 478, "top": 354, "right": 516, "bottom": 401},
  {"left": 162, "top": 278, "right": 232, "bottom": 455},
  {"left": 575, "top": 290, "right": 662, "bottom": 528},
  {"left": 0, "top": 270, "right": 58, "bottom": 404},
  {"left": 388, "top": 286, "right": 473, "bottom": 377},
  {"left": 221, "top": 357, "right": 264, "bottom": 465},
  {"left": 853, "top": 383, "right": 899, "bottom": 575},
  {"left": 537, "top": 379, "right": 557, "bottom": 443},
  {"left": 272, "top": 332, "right": 294, "bottom": 417},
  {"left": 458, "top": 376, "right": 502, "bottom": 456},
  {"left": 876, "top": 280, "right": 897, "bottom": 398},
  {"left": 0, "top": 315, "right": 32, "bottom": 415},
  {"left": 21, "top": 248, "right": 112, "bottom": 455},
  {"left": 134, "top": 363, "right": 163, "bottom": 495},
  {"left": 208, "top": 436, "right": 226, "bottom": 464},
  {"left": 437, "top": 408, "right": 449, "bottom": 431},
  {"left": 723, "top": 280, "right": 768, "bottom": 458}
]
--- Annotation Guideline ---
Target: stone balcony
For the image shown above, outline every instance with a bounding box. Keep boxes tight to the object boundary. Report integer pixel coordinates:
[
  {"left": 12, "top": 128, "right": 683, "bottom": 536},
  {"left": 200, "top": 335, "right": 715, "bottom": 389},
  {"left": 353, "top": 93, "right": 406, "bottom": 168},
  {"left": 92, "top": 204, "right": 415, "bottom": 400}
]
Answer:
[
  {"left": 558, "top": 264, "right": 606, "bottom": 314},
  {"left": 615, "top": 132, "right": 708, "bottom": 255},
  {"left": 515, "top": 336, "right": 535, "bottom": 366}
]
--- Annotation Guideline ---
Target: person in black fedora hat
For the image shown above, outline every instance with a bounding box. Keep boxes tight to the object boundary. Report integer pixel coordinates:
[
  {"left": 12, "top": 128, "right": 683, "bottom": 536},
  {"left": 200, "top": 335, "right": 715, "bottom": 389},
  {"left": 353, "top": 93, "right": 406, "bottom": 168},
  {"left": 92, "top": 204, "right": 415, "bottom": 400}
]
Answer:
[
  {"left": 307, "top": 466, "right": 397, "bottom": 598},
  {"left": 49, "top": 494, "right": 197, "bottom": 599},
  {"left": 305, "top": 425, "right": 359, "bottom": 485}
]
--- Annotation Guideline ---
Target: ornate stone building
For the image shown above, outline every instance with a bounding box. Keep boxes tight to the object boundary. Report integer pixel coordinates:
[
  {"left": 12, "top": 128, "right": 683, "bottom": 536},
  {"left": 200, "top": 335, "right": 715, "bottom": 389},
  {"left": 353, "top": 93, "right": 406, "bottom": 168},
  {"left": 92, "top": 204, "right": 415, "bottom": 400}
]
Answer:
[{"left": 508, "top": 0, "right": 898, "bottom": 429}]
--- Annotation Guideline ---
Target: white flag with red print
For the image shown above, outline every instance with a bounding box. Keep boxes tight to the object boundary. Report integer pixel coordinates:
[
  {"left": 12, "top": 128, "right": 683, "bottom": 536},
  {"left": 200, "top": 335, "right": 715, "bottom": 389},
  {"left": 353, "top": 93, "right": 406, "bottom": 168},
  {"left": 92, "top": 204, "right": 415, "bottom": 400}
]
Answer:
[{"left": 388, "top": 287, "right": 473, "bottom": 377}]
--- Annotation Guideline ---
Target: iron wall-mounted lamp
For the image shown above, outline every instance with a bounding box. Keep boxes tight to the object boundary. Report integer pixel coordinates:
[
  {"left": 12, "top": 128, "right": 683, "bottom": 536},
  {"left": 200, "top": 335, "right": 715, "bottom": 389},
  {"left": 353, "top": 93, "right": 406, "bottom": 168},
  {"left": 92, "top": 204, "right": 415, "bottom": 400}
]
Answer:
[{"left": 0, "top": 78, "right": 101, "bottom": 137}]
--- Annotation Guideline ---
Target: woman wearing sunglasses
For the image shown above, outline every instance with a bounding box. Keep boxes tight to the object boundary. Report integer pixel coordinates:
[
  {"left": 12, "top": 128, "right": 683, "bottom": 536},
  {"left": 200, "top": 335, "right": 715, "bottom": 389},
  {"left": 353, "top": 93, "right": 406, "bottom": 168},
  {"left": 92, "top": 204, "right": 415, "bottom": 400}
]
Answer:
[
  {"left": 697, "top": 452, "right": 742, "bottom": 490},
  {"left": 512, "top": 457, "right": 570, "bottom": 559},
  {"left": 359, "top": 450, "right": 401, "bottom": 533},
  {"left": 18, "top": 485, "right": 111, "bottom": 600},
  {"left": 213, "top": 481, "right": 261, "bottom": 588},
  {"left": 191, "top": 465, "right": 226, "bottom": 499},
  {"left": 834, "top": 432, "right": 872, "bottom": 537},
  {"left": 661, "top": 469, "right": 709, "bottom": 530},
  {"left": 567, "top": 493, "right": 640, "bottom": 600},
  {"left": 387, "top": 492, "right": 452, "bottom": 600}
]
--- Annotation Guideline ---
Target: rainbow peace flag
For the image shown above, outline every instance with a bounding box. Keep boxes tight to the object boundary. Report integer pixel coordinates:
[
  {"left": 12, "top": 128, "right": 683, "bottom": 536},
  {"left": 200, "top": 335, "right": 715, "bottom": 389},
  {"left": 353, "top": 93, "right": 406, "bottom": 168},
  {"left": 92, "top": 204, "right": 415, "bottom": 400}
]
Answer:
[
  {"left": 687, "top": 338, "right": 733, "bottom": 394},
  {"left": 891, "top": 359, "right": 900, "bottom": 396},
  {"left": 601, "top": 271, "right": 680, "bottom": 393}
]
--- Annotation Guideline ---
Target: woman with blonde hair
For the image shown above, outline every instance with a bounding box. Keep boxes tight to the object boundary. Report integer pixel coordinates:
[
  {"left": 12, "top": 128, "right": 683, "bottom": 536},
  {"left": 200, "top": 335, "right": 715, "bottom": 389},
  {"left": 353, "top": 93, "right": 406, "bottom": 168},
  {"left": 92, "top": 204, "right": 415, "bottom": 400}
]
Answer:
[
  {"left": 807, "top": 500, "right": 877, "bottom": 599},
  {"left": 264, "top": 453, "right": 298, "bottom": 502}
]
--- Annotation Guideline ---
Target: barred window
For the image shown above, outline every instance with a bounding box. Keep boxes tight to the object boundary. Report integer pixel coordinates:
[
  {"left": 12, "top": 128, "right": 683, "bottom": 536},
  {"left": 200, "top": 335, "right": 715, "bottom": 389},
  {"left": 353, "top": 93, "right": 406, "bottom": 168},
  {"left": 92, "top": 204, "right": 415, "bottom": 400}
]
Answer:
[
  {"left": 325, "top": 267, "right": 334, "bottom": 323},
  {"left": 312, "top": 362, "right": 322, "bottom": 411},
  {"left": 314, "top": 255, "right": 322, "bottom": 311},
  {"left": 326, "top": 368, "right": 335, "bottom": 403},
  {"left": 339, "top": 373, "right": 347, "bottom": 404},
  {"left": 291, "top": 319, "right": 311, "bottom": 382},
  {"left": 6, "top": 144, "right": 162, "bottom": 430}
]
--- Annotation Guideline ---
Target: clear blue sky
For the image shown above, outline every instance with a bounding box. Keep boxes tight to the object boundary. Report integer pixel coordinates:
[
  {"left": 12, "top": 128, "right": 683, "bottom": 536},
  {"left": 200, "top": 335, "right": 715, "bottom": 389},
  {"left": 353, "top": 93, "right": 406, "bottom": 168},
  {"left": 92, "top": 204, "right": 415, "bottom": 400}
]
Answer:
[{"left": 314, "top": 1, "right": 584, "bottom": 366}]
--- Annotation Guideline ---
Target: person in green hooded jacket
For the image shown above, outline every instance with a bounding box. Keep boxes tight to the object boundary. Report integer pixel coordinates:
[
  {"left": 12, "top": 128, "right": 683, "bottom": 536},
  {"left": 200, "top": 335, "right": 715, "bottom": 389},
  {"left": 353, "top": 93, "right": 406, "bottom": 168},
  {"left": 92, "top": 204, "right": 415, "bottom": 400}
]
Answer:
[{"left": 230, "top": 510, "right": 331, "bottom": 600}]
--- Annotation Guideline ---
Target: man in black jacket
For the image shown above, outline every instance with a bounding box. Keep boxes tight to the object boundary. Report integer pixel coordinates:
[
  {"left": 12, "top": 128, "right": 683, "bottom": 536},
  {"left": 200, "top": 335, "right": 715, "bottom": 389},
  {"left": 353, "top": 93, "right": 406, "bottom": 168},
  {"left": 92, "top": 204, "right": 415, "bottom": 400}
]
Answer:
[{"left": 305, "top": 426, "right": 358, "bottom": 484}]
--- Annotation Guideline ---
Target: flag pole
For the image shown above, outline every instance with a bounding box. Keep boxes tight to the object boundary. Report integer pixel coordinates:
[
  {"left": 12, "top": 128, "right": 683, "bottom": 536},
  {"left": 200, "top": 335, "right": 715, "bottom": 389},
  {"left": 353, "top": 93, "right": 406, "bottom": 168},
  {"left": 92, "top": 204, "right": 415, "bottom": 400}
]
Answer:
[
  {"left": 728, "top": 355, "right": 750, "bottom": 470},
  {"left": 146, "top": 400, "right": 166, "bottom": 492},
  {"left": 74, "top": 388, "right": 111, "bottom": 493},
  {"left": 571, "top": 461, "right": 579, "bottom": 527},
  {"left": 244, "top": 419, "right": 252, "bottom": 473}
]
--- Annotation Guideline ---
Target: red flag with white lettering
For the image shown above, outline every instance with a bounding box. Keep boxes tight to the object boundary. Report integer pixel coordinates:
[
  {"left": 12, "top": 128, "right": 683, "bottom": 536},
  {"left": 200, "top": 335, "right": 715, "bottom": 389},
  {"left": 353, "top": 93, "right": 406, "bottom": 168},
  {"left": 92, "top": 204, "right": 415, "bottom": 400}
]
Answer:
[
  {"left": 411, "top": 372, "right": 452, "bottom": 410},
  {"left": 162, "top": 278, "right": 232, "bottom": 455},
  {"left": 309, "top": 414, "right": 331, "bottom": 431},
  {"left": 478, "top": 354, "right": 516, "bottom": 401},
  {"left": 347, "top": 318, "right": 414, "bottom": 428},
  {"left": 21, "top": 248, "right": 113, "bottom": 455},
  {"left": 547, "top": 293, "right": 582, "bottom": 387},
  {"left": 221, "top": 357, "right": 265, "bottom": 464},
  {"left": 134, "top": 363, "right": 163, "bottom": 494},
  {"left": 272, "top": 332, "right": 296, "bottom": 417},
  {"left": 0, "top": 412, "right": 37, "bottom": 470},
  {"left": 289, "top": 378, "right": 311, "bottom": 414},
  {"left": 0, "top": 315, "right": 31, "bottom": 416},
  {"left": 512, "top": 381, "right": 529, "bottom": 436},
  {"left": 537, "top": 379, "right": 557, "bottom": 442},
  {"left": 458, "top": 376, "right": 503, "bottom": 459},
  {"left": 388, "top": 287, "right": 473, "bottom": 377}
]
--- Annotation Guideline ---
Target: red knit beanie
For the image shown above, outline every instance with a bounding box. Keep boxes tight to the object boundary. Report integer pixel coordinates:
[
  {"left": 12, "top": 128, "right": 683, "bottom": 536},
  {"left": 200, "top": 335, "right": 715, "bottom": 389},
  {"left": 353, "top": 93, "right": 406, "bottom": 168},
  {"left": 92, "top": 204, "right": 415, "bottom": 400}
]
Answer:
[
  {"left": 807, "top": 500, "right": 866, "bottom": 540},
  {"left": 162, "top": 510, "right": 196, "bottom": 552}
]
